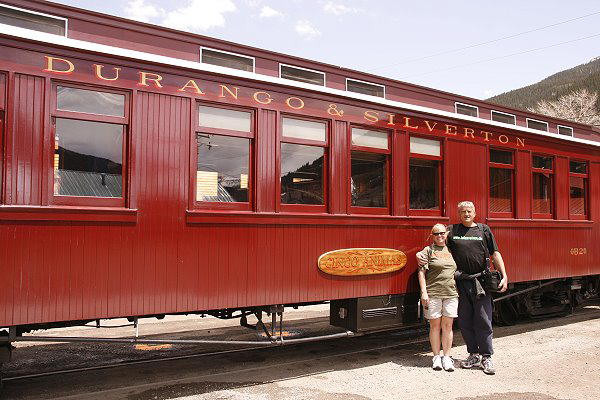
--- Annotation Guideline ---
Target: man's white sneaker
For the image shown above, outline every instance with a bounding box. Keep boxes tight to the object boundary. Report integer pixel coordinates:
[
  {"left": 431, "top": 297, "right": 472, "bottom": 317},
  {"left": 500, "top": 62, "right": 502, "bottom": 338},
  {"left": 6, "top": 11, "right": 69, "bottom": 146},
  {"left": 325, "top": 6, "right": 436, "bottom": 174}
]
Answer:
[
  {"left": 442, "top": 355, "right": 454, "bottom": 371},
  {"left": 432, "top": 355, "right": 443, "bottom": 371}
]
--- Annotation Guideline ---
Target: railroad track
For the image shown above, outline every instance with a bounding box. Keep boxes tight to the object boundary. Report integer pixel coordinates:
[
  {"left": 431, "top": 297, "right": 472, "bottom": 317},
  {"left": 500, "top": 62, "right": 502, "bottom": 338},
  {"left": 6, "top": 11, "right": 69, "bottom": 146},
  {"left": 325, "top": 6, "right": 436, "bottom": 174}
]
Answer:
[{"left": 2, "top": 304, "right": 599, "bottom": 400}]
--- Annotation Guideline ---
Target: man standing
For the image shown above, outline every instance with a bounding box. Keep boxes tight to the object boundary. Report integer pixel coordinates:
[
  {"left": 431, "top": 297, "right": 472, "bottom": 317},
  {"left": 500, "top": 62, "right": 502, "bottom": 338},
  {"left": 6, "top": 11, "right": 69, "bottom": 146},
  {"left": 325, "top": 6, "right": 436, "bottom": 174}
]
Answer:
[{"left": 418, "top": 201, "right": 508, "bottom": 375}]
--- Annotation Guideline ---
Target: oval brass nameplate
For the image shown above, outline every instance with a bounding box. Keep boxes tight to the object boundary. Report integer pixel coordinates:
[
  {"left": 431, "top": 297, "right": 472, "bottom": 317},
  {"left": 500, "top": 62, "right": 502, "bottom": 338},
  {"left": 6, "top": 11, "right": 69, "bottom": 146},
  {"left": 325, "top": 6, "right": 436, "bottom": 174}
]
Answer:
[{"left": 318, "top": 248, "right": 407, "bottom": 276}]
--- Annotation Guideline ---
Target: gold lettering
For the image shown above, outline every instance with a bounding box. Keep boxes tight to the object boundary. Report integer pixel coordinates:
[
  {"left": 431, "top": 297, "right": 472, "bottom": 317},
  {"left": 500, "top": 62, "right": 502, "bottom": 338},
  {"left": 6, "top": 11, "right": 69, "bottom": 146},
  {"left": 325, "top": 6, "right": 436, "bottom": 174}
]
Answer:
[
  {"left": 499, "top": 134, "right": 509, "bottom": 144},
  {"left": 387, "top": 113, "right": 395, "bottom": 126},
  {"left": 138, "top": 71, "right": 163, "bottom": 88},
  {"left": 43, "top": 56, "right": 74, "bottom": 74},
  {"left": 93, "top": 64, "right": 120, "bottom": 81},
  {"left": 424, "top": 120, "right": 437, "bottom": 132},
  {"left": 285, "top": 97, "right": 305, "bottom": 110},
  {"left": 253, "top": 91, "right": 272, "bottom": 104},
  {"left": 178, "top": 79, "right": 205, "bottom": 95},
  {"left": 463, "top": 127, "right": 475, "bottom": 139},
  {"left": 445, "top": 124, "right": 457, "bottom": 135},
  {"left": 516, "top": 137, "right": 525, "bottom": 147},
  {"left": 483, "top": 131, "right": 493, "bottom": 141},
  {"left": 403, "top": 117, "right": 419, "bottom": 129},
  {"left": 219, "top": 85, "right": 239, "bottom": 99},
  {"left": 328, "top": 104, "right": 344, "bottom": 117},
  {"left": 364, "top": 110, "right": 379, "bottom": 123}
]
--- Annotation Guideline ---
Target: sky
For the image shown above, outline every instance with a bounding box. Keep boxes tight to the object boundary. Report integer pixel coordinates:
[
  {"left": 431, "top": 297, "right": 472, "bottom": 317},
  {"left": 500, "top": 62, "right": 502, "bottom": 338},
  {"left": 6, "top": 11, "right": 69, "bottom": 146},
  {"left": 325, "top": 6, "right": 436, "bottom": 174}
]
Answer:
[{"left": 51, "top": 0, "right": 600, "bottom": 100}]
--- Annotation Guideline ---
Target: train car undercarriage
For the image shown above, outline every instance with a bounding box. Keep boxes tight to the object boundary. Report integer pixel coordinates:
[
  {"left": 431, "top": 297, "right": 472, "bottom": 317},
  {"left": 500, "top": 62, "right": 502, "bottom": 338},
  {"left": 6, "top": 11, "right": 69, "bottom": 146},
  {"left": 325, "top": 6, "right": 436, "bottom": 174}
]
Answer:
[{"left": 1, "top": 275, "right": 598, "bottom": 384}]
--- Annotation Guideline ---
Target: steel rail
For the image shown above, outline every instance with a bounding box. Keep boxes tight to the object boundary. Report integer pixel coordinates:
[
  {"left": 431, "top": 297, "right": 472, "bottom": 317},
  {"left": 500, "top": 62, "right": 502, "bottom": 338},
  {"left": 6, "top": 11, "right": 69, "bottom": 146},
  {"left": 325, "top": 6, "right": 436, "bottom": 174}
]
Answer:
[
  {"left": 2, "top": 330, "right": 423, "bottom": 383},
  {"left": 1, "top": 331, "right": 355, "bottom": 346}
]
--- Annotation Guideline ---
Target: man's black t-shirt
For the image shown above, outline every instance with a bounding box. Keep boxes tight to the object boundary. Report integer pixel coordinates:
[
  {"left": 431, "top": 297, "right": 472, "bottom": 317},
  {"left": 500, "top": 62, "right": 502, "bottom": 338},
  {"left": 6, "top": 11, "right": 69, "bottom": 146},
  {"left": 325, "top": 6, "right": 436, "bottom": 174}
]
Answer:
[{"left": 446, "top": 223, "right": 498, "bottom": 274}]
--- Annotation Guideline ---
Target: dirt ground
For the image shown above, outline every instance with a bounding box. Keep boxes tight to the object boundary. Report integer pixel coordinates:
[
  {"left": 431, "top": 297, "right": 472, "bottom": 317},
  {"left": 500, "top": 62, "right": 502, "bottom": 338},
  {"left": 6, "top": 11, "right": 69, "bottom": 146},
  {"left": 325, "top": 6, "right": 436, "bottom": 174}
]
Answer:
[
  {"left": 173, "top": 304, "right": 600, "bottom": 400},
  {"left": 2, "top": 303, "right": 599, "bottom": 400}
]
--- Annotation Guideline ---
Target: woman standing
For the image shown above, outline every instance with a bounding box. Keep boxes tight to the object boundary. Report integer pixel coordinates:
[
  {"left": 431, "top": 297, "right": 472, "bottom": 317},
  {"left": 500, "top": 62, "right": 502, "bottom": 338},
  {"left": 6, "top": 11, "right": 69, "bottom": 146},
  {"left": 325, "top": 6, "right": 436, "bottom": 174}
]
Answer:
[{"left": 418, "top": 223, "right": 459, "bottom": 371}]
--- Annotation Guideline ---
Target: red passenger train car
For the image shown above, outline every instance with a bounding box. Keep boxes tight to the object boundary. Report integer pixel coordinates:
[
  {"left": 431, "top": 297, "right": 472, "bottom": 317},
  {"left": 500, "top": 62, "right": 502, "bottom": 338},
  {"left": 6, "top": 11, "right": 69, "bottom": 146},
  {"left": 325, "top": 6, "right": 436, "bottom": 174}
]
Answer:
[{"left": 1, "top": 0, "right": 599, "bottom": 365}]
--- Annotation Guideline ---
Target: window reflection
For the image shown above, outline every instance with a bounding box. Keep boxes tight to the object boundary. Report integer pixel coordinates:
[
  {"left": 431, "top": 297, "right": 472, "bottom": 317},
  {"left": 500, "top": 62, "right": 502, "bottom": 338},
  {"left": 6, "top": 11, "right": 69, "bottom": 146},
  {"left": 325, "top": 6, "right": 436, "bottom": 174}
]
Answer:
[
  {"left": 57, "top": 86, "right": 125, "bottom": 117},
  {"left": 196, "top": 134, "right": 249, "bottom": 202},
  {"left": 569, "top": 176, "right": 586, "bottom": 215},
  {"left": 490, "top": 168, "right": 512, "bottom": 213},
  {"left": 532, "top": 173, "right": 552, "bottom": 214},
  {"left": 409, "top": 158, "right": 439, "bottom": 210},
  {"left": 351, "top": 151, "right": 387, "bottom": 207},
  {"left": 54, "top": 118, "right": 123, "bottom": 197},
  {"left": 280, "top": 143, "right": 324, "bottom": 205}
]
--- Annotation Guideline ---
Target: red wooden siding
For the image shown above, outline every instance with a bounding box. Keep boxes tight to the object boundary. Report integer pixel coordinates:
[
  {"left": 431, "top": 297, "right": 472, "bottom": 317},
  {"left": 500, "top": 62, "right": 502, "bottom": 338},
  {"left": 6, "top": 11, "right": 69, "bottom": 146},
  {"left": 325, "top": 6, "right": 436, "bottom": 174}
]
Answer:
[{"left": 6, "top": 74, "right": 45, "bottom": 205}]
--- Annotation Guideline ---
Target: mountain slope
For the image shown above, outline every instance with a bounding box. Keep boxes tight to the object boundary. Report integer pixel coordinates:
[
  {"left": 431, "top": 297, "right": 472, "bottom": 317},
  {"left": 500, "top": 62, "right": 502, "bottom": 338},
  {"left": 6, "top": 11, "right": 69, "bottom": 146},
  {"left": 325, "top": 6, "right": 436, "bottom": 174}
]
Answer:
[{"left": 486, "top": 57, "right": 600, "bottom": 112}]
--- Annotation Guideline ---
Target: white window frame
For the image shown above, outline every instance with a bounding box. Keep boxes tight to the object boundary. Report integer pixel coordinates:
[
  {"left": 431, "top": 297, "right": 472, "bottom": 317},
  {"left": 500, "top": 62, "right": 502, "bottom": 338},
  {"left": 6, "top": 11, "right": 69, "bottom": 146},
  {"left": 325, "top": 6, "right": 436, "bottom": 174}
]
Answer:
[
  {"left": 0, "top": 2, "right": 68, "bottom": 37},
  {"left": 454, "top": 102, "right": 479, "bottom": 117},
  {"left": 279, "top": 63, "right": 326, "bottom": 86},
  {"left": 491, "top": 110, "right": 516, "bottom": 125},
  {"left": 200, "top": 46, "right": 255, "bottom": 73},
  {"left": 557, "top": 125, "right": 574, "bottom": 137},
  {"left": 526, "top": 118, "right": 549, "bottom": 131},
  {"left": 345, "top": 78, "right": 386, "bottom": 98}
]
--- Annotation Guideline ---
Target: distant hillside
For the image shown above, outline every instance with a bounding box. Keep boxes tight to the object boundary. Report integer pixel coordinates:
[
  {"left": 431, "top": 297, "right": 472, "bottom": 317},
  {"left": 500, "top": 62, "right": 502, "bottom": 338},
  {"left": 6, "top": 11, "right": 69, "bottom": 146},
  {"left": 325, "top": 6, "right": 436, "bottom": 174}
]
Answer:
[{"left": 486, "top": 57, "right": 600, "bottom": 112}]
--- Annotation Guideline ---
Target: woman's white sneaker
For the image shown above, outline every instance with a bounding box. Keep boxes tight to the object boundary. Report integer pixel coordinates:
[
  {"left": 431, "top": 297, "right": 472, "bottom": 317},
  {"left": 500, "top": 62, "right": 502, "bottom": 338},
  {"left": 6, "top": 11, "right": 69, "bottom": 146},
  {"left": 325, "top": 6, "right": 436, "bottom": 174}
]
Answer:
[
  {"left": 442, "top": 356, "right": 455, "bottom": 371},
  {"left": 432, "top": 355, "right": 443, "bottom": 370}
]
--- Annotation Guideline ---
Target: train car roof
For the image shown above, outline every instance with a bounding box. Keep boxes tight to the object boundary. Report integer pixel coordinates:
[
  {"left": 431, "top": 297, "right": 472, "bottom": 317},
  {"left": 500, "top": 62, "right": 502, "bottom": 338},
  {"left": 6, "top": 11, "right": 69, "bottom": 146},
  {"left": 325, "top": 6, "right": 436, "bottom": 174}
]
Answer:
[{"left": 1, "top": 19, "right": 599, "bottom": 150}]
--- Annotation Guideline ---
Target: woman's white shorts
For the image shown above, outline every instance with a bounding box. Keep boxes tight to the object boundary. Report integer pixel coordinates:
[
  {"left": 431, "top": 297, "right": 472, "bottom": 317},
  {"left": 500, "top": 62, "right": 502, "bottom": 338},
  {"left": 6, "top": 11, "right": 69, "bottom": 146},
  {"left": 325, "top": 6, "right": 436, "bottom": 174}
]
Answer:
[{"left": 425, "top": 297, "right": 458, "bottom": 319}]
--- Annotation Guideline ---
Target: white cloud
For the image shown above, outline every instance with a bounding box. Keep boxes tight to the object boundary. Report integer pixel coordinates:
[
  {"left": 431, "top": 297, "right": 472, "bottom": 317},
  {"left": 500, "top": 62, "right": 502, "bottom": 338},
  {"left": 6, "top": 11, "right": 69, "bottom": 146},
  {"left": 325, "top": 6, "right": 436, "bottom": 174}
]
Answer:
[
  {"left": 323, "top": 1, "right": 359, "bottom": 15},
  {"left": 243, "top": 0, "right": 263, "bottom": 7},
  {"left": 295, "top": 20, "right": 321, "bottom": 39},
  {"left": 123, "top": 0, "right": 162, "bottom": 23},
  {"left": 162, "top": 0, "right": 237, "bottom": 32},
  {"left": 259, "top": 6, "right": 283, "bottom": 18}
]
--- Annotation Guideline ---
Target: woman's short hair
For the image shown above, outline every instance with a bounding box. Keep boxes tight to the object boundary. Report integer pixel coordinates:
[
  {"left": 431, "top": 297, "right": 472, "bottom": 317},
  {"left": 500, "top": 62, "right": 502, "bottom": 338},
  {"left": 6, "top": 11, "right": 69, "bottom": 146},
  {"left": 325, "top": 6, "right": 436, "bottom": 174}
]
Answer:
[{"left": 431, "top": 223, "right": 446, "bottom": 234}]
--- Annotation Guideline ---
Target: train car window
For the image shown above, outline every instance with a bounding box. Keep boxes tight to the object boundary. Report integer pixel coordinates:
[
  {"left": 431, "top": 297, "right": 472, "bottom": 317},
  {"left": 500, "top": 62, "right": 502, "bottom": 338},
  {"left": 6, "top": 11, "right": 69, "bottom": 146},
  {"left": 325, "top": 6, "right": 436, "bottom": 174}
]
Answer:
[
  {"left": 409, "top": 137, "right": 441, "bottom": 213},
  {"left": 200, "top": 47, "right": 254, "bottom": 72},
  {"left": 350, "top": 127, "right": 390, "bottom": 211},
  {"left": 0, "top": 4, "right": 67, "bottom": 36},
  {"left": 532, "top": 155, "right": 554, "bottom": 218},
  {"left": 410, "top": 136, "right": 440, "bottom": 157},
  {"left": 558, "top": 125, "right": 573, "bottom": 136},
  {"left": 489, "top": 149, "right": 514, "bottom": 216},
  {"left": 283, "top": 118, "right": 326, "bottom": 141},
  {"left": 532, "top": 155, "right": 552, "bottom": 170},
  {"left": 491, "top": 110, "right": 516, "bottom": 125},
  {"left": 194, "top": 104, "right": 254, "bottom": 210},
  {"left": 346, "top": 79, "right": 385, "bottom": 98},
  {"left": 199, "top": 105, "right": 251, "bottom": 132},
  {"left": 280, "top": 64, "right": 325, "bottom": 86},
  {"left": 57, "top": 86, "right": 125, "bottom": 117},
  {"left": 526, "top": 118, "right": 548, "bottom": 132},
  {"left": 569, "top": 161, "right": 588, "bottom": 219},
  {"left": 280, "top": 117, "right": 327, "bottom": 209},
  {"left": 490, "top": 149, "right": 513, "bottom": 164},
  {"left": 455, "top": 102, "right": 479, "bottom": 117},
  {"left": 51, "top": 84, "right": 128, "bottom": 207},
  {"left": 196, "top": 135, "right": 250, "bottom": 203},
  {"left": 54, "top": 119, "right": 123, "bottom": 198}
]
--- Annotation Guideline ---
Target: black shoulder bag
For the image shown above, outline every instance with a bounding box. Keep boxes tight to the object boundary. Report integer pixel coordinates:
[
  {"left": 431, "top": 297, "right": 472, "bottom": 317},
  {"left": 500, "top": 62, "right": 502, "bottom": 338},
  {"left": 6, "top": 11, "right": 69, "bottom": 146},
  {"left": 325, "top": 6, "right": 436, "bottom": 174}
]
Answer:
[{"left": 477, "top": 223, "right": 502, "bottom": 293}]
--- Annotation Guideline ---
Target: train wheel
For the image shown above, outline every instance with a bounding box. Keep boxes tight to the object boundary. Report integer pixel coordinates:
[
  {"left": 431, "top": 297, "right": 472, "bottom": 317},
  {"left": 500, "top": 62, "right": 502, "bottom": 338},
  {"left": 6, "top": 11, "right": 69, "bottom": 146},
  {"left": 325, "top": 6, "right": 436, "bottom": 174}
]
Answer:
[{"left": 496, "top": 299, "right": 518, "bottom": 326}]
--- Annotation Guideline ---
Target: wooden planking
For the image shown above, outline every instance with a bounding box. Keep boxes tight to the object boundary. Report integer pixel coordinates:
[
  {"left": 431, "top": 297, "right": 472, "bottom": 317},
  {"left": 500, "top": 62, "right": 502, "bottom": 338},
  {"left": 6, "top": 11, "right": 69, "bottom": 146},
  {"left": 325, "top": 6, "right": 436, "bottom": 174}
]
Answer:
[
  {"left": 445, "top": 139, "right": 487, "bottom": 218},
  {"left": 7, "top": 74, "right": 45, "bottom": 205},
  {"left": 134, "top": 91, "right": 190, "bottom": 315}
]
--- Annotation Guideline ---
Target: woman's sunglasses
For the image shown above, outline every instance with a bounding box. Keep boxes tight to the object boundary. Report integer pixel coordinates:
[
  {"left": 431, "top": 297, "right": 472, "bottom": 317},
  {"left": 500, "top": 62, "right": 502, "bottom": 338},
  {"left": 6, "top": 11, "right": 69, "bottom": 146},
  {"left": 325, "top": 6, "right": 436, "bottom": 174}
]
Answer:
[{"left": 432, "top": 232, "right": 446, "bottom": 236}]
